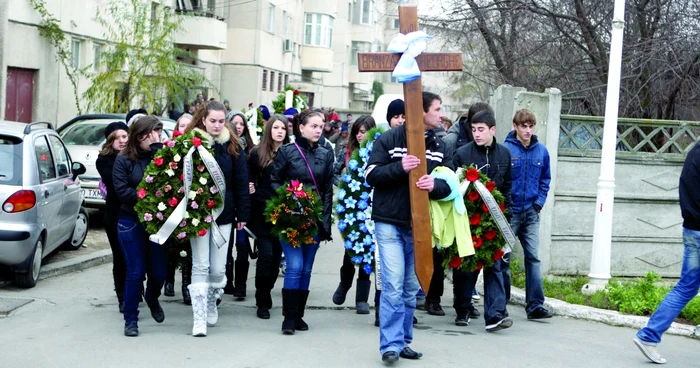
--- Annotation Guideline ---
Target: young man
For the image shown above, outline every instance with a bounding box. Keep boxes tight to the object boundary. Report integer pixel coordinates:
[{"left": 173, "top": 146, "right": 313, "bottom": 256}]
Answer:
[
  {"left": 366, "top": 92, "right": 453, "bottom": 364},
  {"left": 453, "top": 110, "right": 513, "bottom": 332},
  {"left": 345, "top": 113, "right": 353, "bottom": 127},
  {"left": 443, "top": 102, "right": 492, "bottom": 154},
  {"left": 633, "top": 143, "right": 700, "bottom": 365},
  {"left": 503, "top": 109, "right": 552, "bottom": 320},
  {"left": 387, "top": 99, "right": 406, "bottom": 128}
]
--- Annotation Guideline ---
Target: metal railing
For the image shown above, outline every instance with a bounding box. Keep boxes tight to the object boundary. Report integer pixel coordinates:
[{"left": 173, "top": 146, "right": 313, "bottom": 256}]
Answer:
[
  {"left": 174, "top": 0, "right": 225, "bottom": 21},
  {"left": 559, "top": 115, "right": 699, "bottom": 160}
]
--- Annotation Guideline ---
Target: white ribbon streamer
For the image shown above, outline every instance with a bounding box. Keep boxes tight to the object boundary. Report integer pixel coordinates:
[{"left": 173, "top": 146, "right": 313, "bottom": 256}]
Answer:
[{"left": 387, "top": 31, "right": 433, "bottom": 83}]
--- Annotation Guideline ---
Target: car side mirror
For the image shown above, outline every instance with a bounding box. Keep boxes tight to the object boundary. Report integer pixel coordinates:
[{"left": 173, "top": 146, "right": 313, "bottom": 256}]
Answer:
[{"left": 72, "top": 162, "right": 87, "bottom": 180}]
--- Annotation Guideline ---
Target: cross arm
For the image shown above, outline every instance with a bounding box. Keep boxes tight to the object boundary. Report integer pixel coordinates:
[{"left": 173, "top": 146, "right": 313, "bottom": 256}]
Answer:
[{"left": 357, "top": 53, "right": 464, "bottom": 72}]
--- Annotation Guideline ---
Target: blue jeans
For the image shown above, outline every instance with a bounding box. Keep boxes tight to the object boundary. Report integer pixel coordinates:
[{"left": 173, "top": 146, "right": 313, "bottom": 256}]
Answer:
[
  {"left": 463, "top": 258, "right": 509, "bottom": 325},
  {"left": 280, "top": 236, "right": 319, "bottom": 290},
  {"left": 637, "top": 228, "right": 700, "bottom": 344},
  {"left": 510, "top": 207, "right": 545, "bottom": 313},
  {"left": 375, "top": 222, "right": 419, "bottom": 355},
  {"left": 118, "top": 215, "right": 168, "bottom": 324}
]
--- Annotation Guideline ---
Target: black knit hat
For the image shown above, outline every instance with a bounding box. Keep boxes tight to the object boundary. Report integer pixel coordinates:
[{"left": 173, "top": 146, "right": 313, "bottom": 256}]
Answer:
[
  {"left": 471, "top": 110, "right": 496, "bottom": 128},
  {"left": 386, "top": 99, "right": 405, "bottom": 123},
  {"left": 104, "top": 121, "right": 129, "bottom": 139}
]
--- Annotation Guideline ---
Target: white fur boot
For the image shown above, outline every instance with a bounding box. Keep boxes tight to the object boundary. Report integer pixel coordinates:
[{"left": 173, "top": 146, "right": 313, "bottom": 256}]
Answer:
[
  {"left": 188, "top": 283, "right": 208, "bottom": 337},
  {"left": 207, "top": 286, "right": 222, "bottom": 326}
]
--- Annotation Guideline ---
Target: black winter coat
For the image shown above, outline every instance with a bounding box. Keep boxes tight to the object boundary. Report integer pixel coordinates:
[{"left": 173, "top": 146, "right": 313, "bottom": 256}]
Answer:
[
  {"left": 271, "top": 136, "right": 335, "bottom": 241},
  {"left": 365, "top": 126, "right": 454, "bottom": 229},
  {"left": 208, "top": 133, "right": 250, "bottom": 226},
  {"left": 454, "top": 139, "right": 513, "bottom": 214},
  {"left": 248, "top": 146, "right": 276, "bottom": 238},
  {"left": 96, "top": 152, "right": 121, "bottom": 225},
  {"left": 113, "top": 143, "right": 163, "bottom": 218},
  {"left": 680, "top": 143, "right": 700, "bottom": 231}
]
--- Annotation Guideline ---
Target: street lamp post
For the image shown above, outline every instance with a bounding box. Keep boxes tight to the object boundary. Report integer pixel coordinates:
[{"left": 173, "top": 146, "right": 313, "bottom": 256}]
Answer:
[{"left": 582, "top": 0, "right": 626, "bottom": 295}]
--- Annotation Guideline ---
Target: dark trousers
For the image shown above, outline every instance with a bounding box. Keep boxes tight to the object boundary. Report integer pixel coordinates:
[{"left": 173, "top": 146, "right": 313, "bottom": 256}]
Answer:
[
  {"left": 118, "top": 215, "right": 168, "bottom": 324},
  {"left": 426, "top": 248, "right": 444, "bottom": 304},
  {"left": 464, "top": 259, "right": 509, "bottom": 325},
  {"left": 105, "top": 221, "right": 126, "bottom": 298},
  {"left": 339, "top": 252, "right": 371, "bottom": 288},
  {"left": 255, "top": 235, "right": 283, "bottom": 308},
  {"left": 452, "top": 269, "right": 473, "bottom": 315}
]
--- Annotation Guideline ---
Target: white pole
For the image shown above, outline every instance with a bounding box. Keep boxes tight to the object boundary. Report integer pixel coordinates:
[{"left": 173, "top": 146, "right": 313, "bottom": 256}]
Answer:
[{"left": 582, "top": 0, "right": 626, "bottom": 295}]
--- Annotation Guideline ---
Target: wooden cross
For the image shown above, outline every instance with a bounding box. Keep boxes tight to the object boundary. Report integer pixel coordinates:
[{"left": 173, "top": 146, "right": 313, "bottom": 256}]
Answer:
[{"left": 357, "top": 6, "right": 463, "bottom": 294}]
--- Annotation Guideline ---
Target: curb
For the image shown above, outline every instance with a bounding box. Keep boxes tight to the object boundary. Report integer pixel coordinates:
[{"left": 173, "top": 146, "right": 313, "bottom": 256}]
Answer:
[
  {"left": 509, "top": 286, "right": 700, "bottom": 339},
  {"left": 39, "top": 249, "right": 113, "bottom": 280}
]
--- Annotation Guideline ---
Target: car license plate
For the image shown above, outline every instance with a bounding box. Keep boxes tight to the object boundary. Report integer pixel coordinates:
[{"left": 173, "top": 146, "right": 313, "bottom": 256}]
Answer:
[{"left": 83, "top": 189, "right": 102, "bottom": 200}]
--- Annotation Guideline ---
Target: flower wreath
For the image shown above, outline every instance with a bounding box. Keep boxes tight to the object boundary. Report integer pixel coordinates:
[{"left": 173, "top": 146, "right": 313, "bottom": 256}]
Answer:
[
  {"left": 335, "top": 127, "right": 385, "bottom": 275},
  {"left": 264, "top": 180, "right": 324, "bottom": 247},
  {"left": 241, "top": 102, "right": 264, "bottom": 143},
  {"left": 441, "top": 166, "right": 508, "bottom": 273},
  {"left": 272, "top": 85, "right": 308, "bottom": 113},
  {"left": 134, "top": 130, "right": 224, "bottom": 242}
]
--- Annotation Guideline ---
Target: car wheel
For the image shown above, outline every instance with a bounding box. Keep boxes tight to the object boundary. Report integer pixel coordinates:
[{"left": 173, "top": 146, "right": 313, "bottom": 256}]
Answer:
[
  {"left": 14, "top": 238, "right": 43, "bottom": 288},
  {"left": 62, "top": 207, "right": 89, "bottom": 250}
]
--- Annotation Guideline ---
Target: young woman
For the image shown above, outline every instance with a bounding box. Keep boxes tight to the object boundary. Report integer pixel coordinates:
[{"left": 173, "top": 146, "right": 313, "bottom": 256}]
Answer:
[
  {"left": 184, "top": 101, "right": 250, "bottom": 337},
  {"left": 96, "top": 122, "right": 129, "bottom": 313},
  {"left": 248, "top": 114, "right": 289, "bottom": 319},
  {"left": 112, "top": 116, "right": 166, "bottom": 337},
  {"left": 271, "top": 109, "right": 334, "bottom": 335},
  {"left": 224, "top": 111, "right": 255, "bottom": 299},
  {"left": 164, "top": 117, "right": 194, "bottom": 305}
]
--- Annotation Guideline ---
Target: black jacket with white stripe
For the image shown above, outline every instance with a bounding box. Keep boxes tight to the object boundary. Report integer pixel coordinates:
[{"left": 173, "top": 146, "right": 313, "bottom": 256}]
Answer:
[{"left": 366, "top": 125, "right": 453, "bottom": 229}]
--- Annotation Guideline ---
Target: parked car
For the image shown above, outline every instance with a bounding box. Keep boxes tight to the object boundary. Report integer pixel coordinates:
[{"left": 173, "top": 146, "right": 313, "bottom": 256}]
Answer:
[
  {"left": 56, "top": 114, "right": 175, "bottom": 208},
  {"left": 0, "top": 121, "right": 89, "bottom": 288}
]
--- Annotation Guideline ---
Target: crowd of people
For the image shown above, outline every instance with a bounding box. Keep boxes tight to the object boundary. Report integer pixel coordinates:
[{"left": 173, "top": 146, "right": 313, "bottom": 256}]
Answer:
[{"left": 94, "top": 91, "right": 697, "bottom": 365}]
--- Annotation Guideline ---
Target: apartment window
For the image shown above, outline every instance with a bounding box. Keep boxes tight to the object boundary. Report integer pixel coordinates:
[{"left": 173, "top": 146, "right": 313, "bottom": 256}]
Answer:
[
  {"left": 393, "top": 18, "right": 399, "bottom": 29},
  {"left": 284, "top": 74, "right": 289, "bottom": 88},
  {"left": 92, "top": 43, "right": 102, "bottom": 72},
  {"left": 71, "top": 39, "right": 81, "bottom": 69},
  {"left": 267, "top": 4, "right": 275, "bottom": 33},
  {"left": 304, "top": 13, "right": 334, "bottom": 48},
  {"left": 352, "top": 0, "right": 374, "bottom": 25},
  {"left": 278, "top": 73, "right": 283, "bottom": 91},
  {"left": 270, "top": 71, "right": 276, "bottom": 92},
  {"left": 262, "top": 69, "right": 268, "bottom": 91},
  {"left": 351, "top": 41, "right": 371, "bottom": 65},
  {"left": 283, "top": 10, "right": 288, "bottom": 35}
]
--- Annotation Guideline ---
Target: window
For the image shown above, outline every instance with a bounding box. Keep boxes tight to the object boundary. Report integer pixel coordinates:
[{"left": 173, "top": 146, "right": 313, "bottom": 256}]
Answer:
[
  {"left": 92, "top": 43, "right": 102, "bottom": 72},
  {"left": 34, "top": 136, "right": 56, "bottom": 182},
  {"left": 48, "top": 135, "right": 71, "bottom": 178},
  {"left": 393, "top": 18, "right": 400, "bottom": 29},
  {"left": 267, "top": 4, "right": 275, "bottom": 33},
  {"left": 278, "top": 73, "right": 283, "bottom": 91},
  {"left": 304, "top": 13, "right": 334, "bottom": 48},
  {"left": 352, "top": 0, "right": 374, "bottom": 25},
  {"left": 71, "top": 39, "right": 81, "bottom": 69},
  {"left": 262, "top": 69, "right": 268, "bottom": 91},
  {"left": 351, "top": 41, "right": 371, "bottom": 65},
  {"left": 270, "top": 71, "right": 276, "bottom": 92},
  {"left": 284, "top": 74, "right": 289, "bottom": 88},
  {"left": 283, "top": 10, "right": 288, "bottom": 35}
]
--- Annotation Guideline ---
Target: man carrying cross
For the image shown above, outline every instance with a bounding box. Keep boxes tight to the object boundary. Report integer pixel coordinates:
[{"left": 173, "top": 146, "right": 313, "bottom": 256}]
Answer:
[{"left": 366, "top": 92, "right": 454, "bottom": 363}]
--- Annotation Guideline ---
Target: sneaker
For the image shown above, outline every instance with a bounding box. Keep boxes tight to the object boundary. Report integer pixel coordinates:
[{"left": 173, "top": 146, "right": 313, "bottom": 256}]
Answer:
[
  {"left": 426, "top": 302, "right": 446, "bottom": 316},
  {"left": 527, "top": 307, "right": 553, "bottom": 320},
  {"left": 471, "top": 289, "right": 481, "bottom": 301},
  {"left": 485, "top": 317, "right": 513, "bottom": 332},
  {"left": 469, "top": 305, "right": 480, "bottom": 318},
  {"left": 124, "top": 323, "right": 138, "bottom": 337},
  {"left": 633, "top": 338, "right": 667, "bottom": 364},
  {"left": 455, "top": 313, "right": 470, "bottom": 326}
]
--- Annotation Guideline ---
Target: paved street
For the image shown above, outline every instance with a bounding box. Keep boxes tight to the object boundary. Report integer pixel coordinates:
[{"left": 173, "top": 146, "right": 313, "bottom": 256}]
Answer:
[{"left": 1, "top": 231, "right": 699, "bottom": 368}]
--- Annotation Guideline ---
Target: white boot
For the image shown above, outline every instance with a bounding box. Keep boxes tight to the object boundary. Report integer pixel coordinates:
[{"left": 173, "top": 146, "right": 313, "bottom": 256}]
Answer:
[
  {"left": 188, "top": 283, "right": 208, "bottom": 337},
  {"left": 207, "top": 287, "right": 222, "bottom": 326}
]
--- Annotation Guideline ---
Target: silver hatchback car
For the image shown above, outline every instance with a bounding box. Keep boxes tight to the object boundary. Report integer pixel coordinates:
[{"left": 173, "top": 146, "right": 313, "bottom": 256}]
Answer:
[{"left": 0, "top": 121, "right": 88, "bottom": 288}]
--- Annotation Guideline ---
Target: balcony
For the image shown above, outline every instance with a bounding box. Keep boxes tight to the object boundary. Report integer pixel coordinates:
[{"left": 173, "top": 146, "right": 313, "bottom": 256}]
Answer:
[
  {"left": 301, "top": 46, "right": 334, "bottom": 73},
  {"left": 173, "top": 2, "right": 227, "bottom": 50}
]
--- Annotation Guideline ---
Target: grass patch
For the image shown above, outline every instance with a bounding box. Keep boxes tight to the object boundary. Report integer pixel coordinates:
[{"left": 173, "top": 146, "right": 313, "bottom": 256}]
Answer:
[{"left": 510, "top": 259, "right": 699, "bottom": 325}]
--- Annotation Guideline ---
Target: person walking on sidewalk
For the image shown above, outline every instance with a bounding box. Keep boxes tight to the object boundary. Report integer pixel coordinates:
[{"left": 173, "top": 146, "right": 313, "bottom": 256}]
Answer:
[
  {"left": 366, "top": 92, "right": 454, "bottom": 364},
  {"left": 502, "top": 109, "right": 553, "bottom": 320},
  {"left": 633, "top": 143, "right": 700, "bottom": 364},
  {"left": 96, "top": 121, "right": 129, "bottom": 314},
  {"left": 271, "top": 109, "right": 334, "bottom": 335},
  {"left": 113, "top": 115, "right": 167, "bottom": 337},
  {"left": 184, "top": 101, "right": 250, "bottom": 337}
]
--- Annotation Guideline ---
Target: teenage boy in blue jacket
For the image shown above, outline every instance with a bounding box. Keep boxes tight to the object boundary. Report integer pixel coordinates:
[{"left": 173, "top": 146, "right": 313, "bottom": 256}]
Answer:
[{"left": 503, "top": 109, "right": 552, "bottom": 320}]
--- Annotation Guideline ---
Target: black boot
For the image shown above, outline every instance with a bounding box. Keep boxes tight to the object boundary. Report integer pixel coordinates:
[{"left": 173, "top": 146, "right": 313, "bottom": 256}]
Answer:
[
  {"left": 255, "top": 275, "right": 273, "bottom": 319},
  {"left": 117, "top": 292, "right": 124, "bottom": 314},
  {"left": 224, "top": 263, "right": 234, "bottom": 295},
  {"left": 233, "top": 256, "right": 249, "bottom": 300},
  {"left": 282, "top": 289, "right": 299, "bottom": 335},
  {"left": 164, "top": 262, "right": 176, "bottom": 297},
  {"left": 296, "top": 290, "right": 310, "bottom": 331},
  {"left": 355, "top": 279, "right": 371, "bottom": 314},
  {"left": 181, "top": 262, "right": 192, "bottom": 306}
]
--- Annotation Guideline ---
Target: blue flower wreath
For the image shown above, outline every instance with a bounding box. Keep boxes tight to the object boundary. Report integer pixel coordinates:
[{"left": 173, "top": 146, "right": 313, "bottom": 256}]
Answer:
[{"left": 334, "top": 127, "right": 385, "bottom": 275}]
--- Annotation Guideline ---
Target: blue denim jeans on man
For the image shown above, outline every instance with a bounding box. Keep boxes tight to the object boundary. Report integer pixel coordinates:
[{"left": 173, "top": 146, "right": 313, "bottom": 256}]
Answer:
[
  {"left": 280, "top": 236, "right": 320, "bottom": 290},
  {"left": 509, "top": 206, "right": 545, "bottom": 314},
  {"left": 637, "top": 228, "right": 700, "bottom": 344},
  {"left": 375, "top": 222, "right": 420, "bottom": 355},
  {"left": 118, "top": 215, "right": 168, "bottom": 324}
]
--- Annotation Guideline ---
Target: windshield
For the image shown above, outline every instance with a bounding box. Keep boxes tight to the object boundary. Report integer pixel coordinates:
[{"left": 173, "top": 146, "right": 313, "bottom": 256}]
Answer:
[
  {"left": 0, "top": 136, "right": 23, "bottom": 185},
  {"left": 61, "top": 122, "right": 108, "bottom": 146}
]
